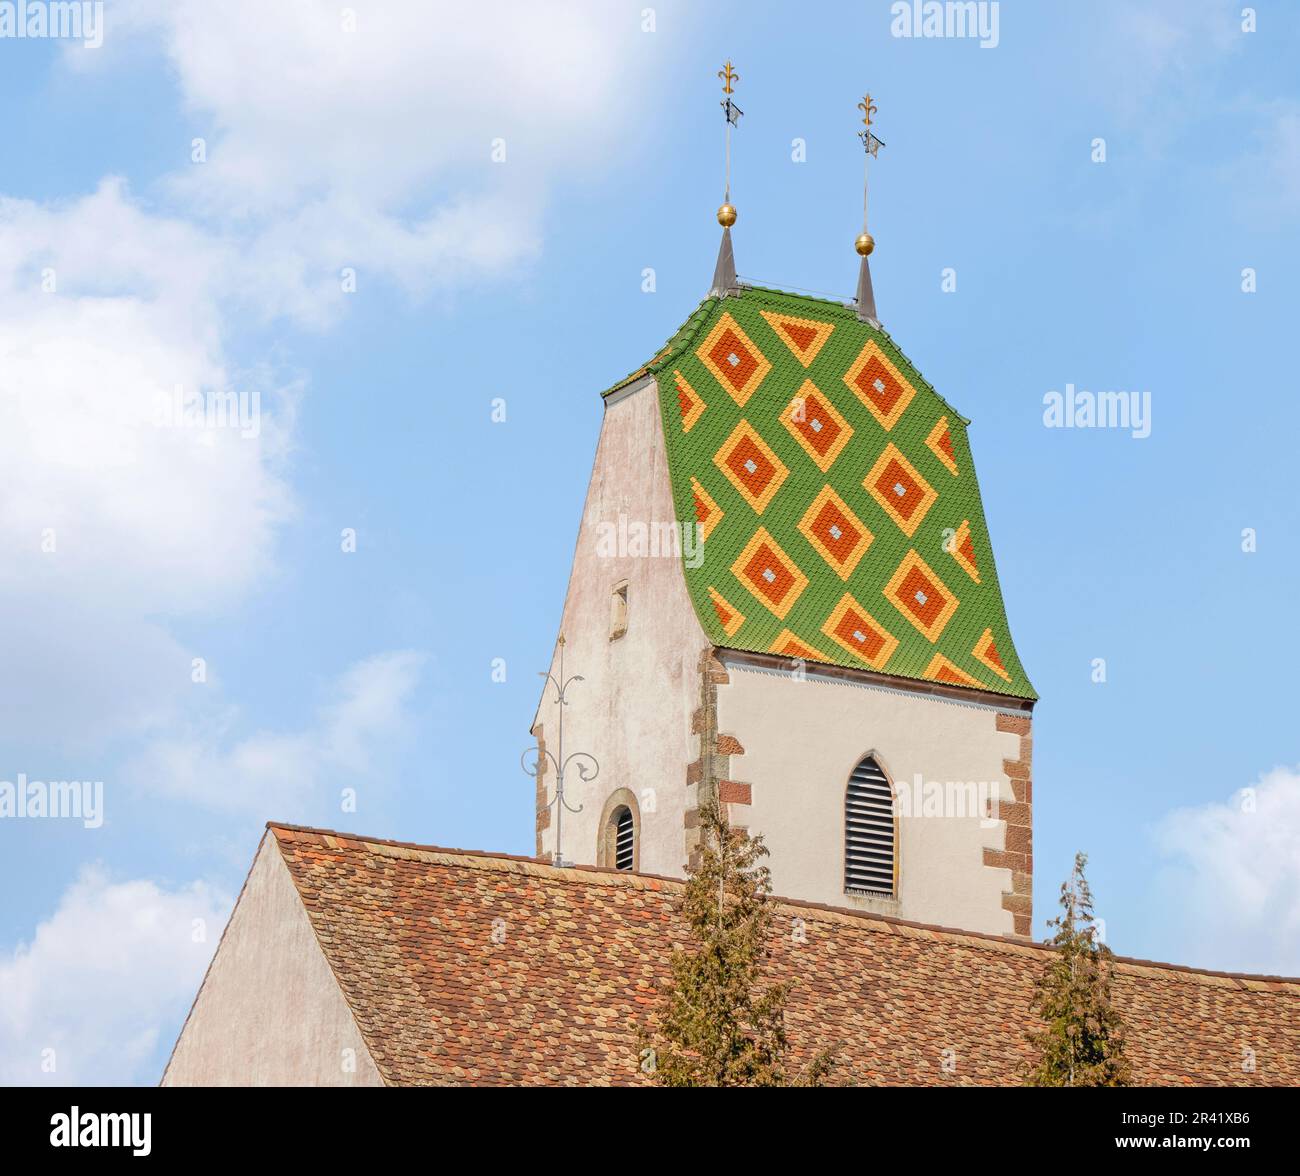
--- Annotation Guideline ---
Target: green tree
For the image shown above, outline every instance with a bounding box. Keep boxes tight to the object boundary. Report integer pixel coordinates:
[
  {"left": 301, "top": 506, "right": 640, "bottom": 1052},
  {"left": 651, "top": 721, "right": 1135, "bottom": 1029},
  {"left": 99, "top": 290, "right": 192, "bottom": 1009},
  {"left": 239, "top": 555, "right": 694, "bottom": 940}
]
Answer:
[
  {"left": 642, "top": 799, "right": 833, "bottom": 1086},
  {"left": 1025, "top": 852, "right": 1132, "bottom": 1087}
]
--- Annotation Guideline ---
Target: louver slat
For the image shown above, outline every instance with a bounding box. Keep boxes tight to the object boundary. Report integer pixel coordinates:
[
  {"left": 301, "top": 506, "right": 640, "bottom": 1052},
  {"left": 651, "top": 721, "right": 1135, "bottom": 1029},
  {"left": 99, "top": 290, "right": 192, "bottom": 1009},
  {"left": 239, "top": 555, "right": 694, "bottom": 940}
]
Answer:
[
  {"left": 845, "top": 757, "right": 894, "bottom": 896},
  {"left": 615, "top": 808, "right": 635, "bottom": 871}
]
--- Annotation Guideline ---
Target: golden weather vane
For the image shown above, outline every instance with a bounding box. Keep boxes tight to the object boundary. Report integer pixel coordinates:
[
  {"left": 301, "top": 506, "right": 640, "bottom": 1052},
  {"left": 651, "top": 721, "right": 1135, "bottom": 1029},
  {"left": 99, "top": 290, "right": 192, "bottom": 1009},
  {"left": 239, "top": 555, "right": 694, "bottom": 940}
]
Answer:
[
  {"left": 716, "top": 60, "right": 743, "bottom": 226},
  {"left": 858, "top": 93, "right": 885, "bottom": 157},
  {"left": 853, "top": 91, "right": 883, "bottom": 321},
  {"left": 856, "top": 92, "right": 884, "bottom": 259}
]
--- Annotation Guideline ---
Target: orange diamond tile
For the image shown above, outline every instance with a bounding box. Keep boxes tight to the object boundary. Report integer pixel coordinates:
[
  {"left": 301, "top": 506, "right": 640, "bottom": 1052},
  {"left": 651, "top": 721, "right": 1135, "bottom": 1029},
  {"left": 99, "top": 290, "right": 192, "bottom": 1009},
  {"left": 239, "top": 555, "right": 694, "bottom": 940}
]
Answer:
[
  {"left": 690, "top": 478, "right": 723, "bottom": 541},
  {"left": 843, "top": 339, "right": 916, "bottom": 431},
  {"left": 884, "top": 550, "right": 959, "bottom": 643},
  {"left": 972, "top": 627, "right": 1011, "bottom": 682},
  {"left": 759, "top": 309, "right": 835, "bottom": 368},
  {"left": 697, "top": 312, "right": 771, "bottom": 406},
  {"left": 865, "top": 443, "right": 937, "bottom": 538},
  {"left": 926, "top": 416, "right": 959, "bottom": 475},
  {"left": 713, "top": 420, "right": 789, "bottom": 515},
  {"left": 949, "top": 518, "right": 980, "bottom": 584},
  {"left": 821, "top": 593, "right": 900, "bottom": 670},
  {"left": 781, "top": 379, "right": 853, "bottom": 473},
  {"left": 797, "top": 485, "right": 873, "bottom": 580},
  {"left": 673, "top": 370, "right": 705, "bottom": 433},
  {"left": 769, "top": 629, "right": 830, "bottom": 661},
  {"left": 707, "top": 586, "right": 745, "bottom": 638},
  {"left": 923, "top": 653, "right": 983, "bottom": 688},
  {"left": 731, "top": 528, "right": 808, "bottom": 620}
]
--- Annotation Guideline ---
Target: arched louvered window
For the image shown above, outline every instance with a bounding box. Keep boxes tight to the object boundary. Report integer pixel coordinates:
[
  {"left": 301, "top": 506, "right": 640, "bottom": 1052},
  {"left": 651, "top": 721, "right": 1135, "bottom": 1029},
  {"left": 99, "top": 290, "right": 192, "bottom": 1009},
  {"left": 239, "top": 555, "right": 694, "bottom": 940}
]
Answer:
[
  {"left": 598, "top": 790, "right": 639, "bottom": 871},
  {"left": 613, "top": 806, "right": 635, "bottom": 871},
  {"left": 845, "top": 755, "right": 896, "bottom": 897}
]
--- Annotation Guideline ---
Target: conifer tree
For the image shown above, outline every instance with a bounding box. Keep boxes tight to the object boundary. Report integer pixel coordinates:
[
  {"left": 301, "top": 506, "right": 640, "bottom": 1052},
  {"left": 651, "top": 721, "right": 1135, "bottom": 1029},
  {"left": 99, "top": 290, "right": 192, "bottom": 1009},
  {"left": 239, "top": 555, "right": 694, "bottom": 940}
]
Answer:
[
  {"left": 643, "top": 799, "right": 832, "bottom": 1086},
  {"left": 1025, "top": 852, "right": 1132, "bottom": 1087}
]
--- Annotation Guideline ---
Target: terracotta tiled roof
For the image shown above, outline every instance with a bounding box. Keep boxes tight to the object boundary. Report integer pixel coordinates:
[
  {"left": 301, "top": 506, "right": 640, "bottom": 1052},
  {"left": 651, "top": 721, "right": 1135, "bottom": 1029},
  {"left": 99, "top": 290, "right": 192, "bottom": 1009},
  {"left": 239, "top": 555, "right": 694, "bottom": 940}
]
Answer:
[{"left": 271, "top": 823, "right": 1300, "bottom": 1087}]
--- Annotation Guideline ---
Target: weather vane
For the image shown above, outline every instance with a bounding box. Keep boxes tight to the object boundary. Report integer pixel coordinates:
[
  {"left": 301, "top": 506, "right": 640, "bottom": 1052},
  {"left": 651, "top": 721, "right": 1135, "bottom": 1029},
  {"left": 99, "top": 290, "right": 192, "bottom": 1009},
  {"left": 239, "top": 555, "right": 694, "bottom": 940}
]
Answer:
[
  {"left": 716, "top": 60, "right": 742, "bottom": 228},
  {"left": 858, "top": 92, "right": 885, "bottom": 157},
  {"left": 854, "top": 91, "right": 883, "bottom": 324},
  {"left": 856, "top": 91, "right": 884, "bottom": 259}
]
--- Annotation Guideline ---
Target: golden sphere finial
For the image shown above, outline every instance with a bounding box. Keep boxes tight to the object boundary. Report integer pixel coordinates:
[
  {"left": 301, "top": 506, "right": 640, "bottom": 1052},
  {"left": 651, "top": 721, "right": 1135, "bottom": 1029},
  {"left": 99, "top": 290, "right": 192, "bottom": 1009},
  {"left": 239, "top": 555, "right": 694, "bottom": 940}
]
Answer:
[
  {"left": 855, "top": 232, "right": 875, "bottom": 257},
  {"left": 717, "top": 202, "right": 737, "bottom": 228}
]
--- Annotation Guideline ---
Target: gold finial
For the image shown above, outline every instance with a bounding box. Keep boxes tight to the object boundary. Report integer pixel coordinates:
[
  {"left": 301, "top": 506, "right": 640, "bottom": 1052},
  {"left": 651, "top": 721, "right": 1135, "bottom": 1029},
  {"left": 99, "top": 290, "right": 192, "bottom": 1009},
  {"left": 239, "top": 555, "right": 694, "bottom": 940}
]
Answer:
[
  {"left": 717, "top": 203, "right": 737, "bottom": 227},
  {"left": 855, "top": 232, "right": 875, "bottom": 256},
  {"left": 858, "top": 93, "right": 878, "bottom": 129},
  {"left": 719, "top": 60, "right": 739, "bottom": 95}
]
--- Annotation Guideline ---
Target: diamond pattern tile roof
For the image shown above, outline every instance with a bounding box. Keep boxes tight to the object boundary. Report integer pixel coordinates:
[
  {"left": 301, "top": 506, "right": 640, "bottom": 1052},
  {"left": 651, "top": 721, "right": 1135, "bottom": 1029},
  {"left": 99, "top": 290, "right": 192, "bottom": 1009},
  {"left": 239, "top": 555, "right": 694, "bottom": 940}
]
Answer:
[{"left": 612, "top": 285, "right": 1035, "bottom": 699}]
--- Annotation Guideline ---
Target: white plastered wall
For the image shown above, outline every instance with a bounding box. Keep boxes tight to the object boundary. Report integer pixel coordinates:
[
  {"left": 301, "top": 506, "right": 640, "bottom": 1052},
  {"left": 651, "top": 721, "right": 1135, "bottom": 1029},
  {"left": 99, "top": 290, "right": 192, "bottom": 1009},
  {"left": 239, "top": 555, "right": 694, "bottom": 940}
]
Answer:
[
  {"left": 162, "top": 834, "right": 383, "bottom": 1086},
  {"left": 714, "top": 660, "right": 1024, "bottom": 936},
  {"left": 533, "top": 376, "right": 709, "bottom": 877}
]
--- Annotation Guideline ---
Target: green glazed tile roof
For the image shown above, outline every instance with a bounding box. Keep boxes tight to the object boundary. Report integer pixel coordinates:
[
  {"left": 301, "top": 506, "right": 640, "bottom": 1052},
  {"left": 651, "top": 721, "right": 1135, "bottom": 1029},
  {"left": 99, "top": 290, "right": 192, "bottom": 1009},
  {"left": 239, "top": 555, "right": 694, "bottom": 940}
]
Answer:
[{"left": 617, "top": 285, "right": 1035, "bottom": 700}]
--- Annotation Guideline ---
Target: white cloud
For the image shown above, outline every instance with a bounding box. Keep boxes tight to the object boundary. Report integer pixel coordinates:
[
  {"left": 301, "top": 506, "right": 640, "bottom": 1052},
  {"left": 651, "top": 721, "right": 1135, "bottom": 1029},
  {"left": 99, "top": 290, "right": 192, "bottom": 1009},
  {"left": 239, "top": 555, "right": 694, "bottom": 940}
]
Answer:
[
  {"left": 229, "top": 188, "right": 540, "bottom": 328},
  {"left": 64, "top": 0, "right": 655, "bottom": 322},
  {"left": 1154, "top": 767, "right": 1300, "bottom": 975},
  {"left": 0, "top": 867, "right": 230, "bottom": 1085},
  {"left": 0, "top": 181, "right": 297, "bottom": 743},
  {"left": 0, "top": 2, "right": 657, "bottom": 742},
  {"left": 129, "top": 650, "right": 426, "bottom": 818},
  {"left": 0, "top": 183, "right": 295, "bottom": 609},
  {"left": 122, "top": 0, "right": 627, "bottom": 207}
]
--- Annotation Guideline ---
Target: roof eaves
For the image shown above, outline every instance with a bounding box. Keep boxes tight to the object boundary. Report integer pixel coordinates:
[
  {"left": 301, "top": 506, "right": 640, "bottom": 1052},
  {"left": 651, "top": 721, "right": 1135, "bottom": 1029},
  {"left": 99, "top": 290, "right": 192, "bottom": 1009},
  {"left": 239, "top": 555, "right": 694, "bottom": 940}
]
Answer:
[{"left": 717, "top": 646, "right": 1036, "bottom": 706}]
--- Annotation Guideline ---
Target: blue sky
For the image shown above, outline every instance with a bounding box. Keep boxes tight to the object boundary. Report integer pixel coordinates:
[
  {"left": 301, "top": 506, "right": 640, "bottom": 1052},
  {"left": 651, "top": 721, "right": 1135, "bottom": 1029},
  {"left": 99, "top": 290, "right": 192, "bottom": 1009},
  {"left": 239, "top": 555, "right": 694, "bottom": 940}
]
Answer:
[{"left": 1, "top": 0, "right": 1298, "bottom": 1085}]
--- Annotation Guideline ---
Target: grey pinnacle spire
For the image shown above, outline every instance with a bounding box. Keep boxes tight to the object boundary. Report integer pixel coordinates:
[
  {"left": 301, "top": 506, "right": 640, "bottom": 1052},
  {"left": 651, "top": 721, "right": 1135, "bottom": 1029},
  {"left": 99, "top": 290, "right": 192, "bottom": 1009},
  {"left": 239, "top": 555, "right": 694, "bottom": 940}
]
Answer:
[
  {"left": 855, "top": 254, "right": 878, "bottom": 325},
  {"left": 709, "top": 226, "right": 737, "bottom": 298}
]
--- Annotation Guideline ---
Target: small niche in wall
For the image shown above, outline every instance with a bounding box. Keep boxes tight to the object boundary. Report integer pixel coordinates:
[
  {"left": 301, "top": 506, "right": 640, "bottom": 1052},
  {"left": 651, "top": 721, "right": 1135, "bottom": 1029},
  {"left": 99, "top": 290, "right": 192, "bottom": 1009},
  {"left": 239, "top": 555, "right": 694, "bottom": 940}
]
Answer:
[{"left": 610, "top": 580, "right": 629, "bottom": 641}]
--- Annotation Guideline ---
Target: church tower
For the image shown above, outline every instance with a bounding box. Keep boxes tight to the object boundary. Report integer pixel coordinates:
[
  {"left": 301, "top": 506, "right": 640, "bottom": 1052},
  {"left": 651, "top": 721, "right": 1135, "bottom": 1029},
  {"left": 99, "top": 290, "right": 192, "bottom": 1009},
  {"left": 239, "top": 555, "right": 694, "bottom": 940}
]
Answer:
[{"left": 530, "top": 78, "right": 1036, "bottom": 938}]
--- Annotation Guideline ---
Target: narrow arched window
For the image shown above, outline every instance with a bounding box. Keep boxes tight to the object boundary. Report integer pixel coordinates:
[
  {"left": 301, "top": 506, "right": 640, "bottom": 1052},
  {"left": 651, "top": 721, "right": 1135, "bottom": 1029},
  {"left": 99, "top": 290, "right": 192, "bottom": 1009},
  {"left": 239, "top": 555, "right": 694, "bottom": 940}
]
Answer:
[
  {"left": 613, "top": 806, "right": 635, "bottom": 871},
  {"left": 597, "top": 790, "right": 639, "bottom": 871},
  {"left": 845, "top": 755, "right": 896, "bottom": 897}
]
